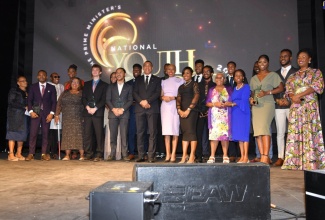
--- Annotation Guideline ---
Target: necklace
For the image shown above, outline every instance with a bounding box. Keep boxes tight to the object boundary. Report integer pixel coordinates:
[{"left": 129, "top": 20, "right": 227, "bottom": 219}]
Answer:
[
  {"left": 299, "top": 67, "right": 310, "bottom": 73},
  {"left": 184, "top": 80, "right": 192, "bottom": 86},
  {"left": 235, "top": 84, "right": 244, "bottom": 90}
]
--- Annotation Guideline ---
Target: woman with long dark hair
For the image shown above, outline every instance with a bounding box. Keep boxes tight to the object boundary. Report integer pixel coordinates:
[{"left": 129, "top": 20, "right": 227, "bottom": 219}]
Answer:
[{"left": 249, "top": 55, "right": 284, "bottom": 164}]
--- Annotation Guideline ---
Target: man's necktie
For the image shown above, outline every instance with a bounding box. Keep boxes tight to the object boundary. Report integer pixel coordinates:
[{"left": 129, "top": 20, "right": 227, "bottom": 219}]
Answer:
[
  {"left": 41, "top": 85, "right": 45, "bottom": 96},
  {"left": 282, "top": 68, "right": 287, "bottom": 78},
  {"left": 196, "top": 75, "right": 200, "bottom": 82},
  {"left": 92, "top": 81, "right": 97, "bottom": 92},
  {"left": 145, "top": 76, "right": 149, "bottom": 89},
  {"left": 230, "top": 77, "right": 234, "bottom": 87}
]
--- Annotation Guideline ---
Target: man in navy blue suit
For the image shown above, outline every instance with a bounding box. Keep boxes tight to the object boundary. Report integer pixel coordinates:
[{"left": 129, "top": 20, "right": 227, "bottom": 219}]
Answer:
[{"left": 26, "top": 70, "right": 57, "bottom": 161}]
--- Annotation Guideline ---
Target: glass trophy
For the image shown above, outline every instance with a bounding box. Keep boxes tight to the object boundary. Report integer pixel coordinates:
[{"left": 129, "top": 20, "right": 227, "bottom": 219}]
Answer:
[
  {"left": 253, "top": 86, "right": 261, "bottom": 105},
  {"left": 88, "top": 96, "right": 96, "bottom": 108},
  {"left": 32, "top": 102, "right": 41, "bottom": 115}
]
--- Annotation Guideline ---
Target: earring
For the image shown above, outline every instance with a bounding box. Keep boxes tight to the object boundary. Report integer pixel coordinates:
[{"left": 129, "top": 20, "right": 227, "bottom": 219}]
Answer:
[{"left": 309, "top": 61, "right": 311, "bottom": 63}]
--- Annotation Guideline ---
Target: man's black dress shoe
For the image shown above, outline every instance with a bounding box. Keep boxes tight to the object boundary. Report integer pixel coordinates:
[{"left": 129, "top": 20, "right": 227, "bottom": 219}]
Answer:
[
  {"left": 148, "top": 158, "right": 155, "bottom": 163},
  {"left": 135, "top": 158, "right": 145, "bottom": 162},
  {"left": 93, "top": 157, "right": 102, "bottom": 162}
]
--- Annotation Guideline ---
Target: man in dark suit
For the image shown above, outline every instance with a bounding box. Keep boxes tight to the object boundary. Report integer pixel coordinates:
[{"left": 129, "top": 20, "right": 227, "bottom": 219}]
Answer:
[
  {"left": 224, "top": 61, "right": 239, "bottom": 162},
  {"left": 273, "top": 49, "right": 298, "bottom": 166},
  {"left": 106, "top": 67, "right": 133, "bottom": 161},
  {"left": 133, "top": 61, "right": 162, "bottom": 162},
  {"left": 225, "top": 61, "right": 236, "bottom": 88},
  {"left": 26, "top": 70, "right": 57, "bottom": 161},
  {"left": 126, "top": 63, "right": 147, "bottom": 160},
  {"left": 192, "top": 59, "right": 204, "bottom": 83},
  {"left": 82, "top": 64, "right": 108, "bottom": 161},
  {"left": 194, "top": 65, "right": 216, "bottom": 162}
]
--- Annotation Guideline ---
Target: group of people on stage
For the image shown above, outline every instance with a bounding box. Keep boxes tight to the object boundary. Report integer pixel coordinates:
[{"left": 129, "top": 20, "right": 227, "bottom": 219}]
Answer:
[{"left": 6, "top": 48, "right": 325, "bottom": 170}]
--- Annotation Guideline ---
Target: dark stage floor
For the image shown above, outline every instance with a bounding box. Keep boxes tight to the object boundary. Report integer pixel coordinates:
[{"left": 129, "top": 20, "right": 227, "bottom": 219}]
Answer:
[{"left": 0, "top": 153, "right": 305, "bottom": 220}]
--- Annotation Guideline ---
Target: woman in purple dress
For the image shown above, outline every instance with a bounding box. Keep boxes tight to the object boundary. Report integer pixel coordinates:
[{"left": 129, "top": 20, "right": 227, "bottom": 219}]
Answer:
[
  {"left": 231, "top": 69, "right": 251, "bottom": 163},
  {"left": 161, "top": 64, "right": 184, "bottom": 162}
]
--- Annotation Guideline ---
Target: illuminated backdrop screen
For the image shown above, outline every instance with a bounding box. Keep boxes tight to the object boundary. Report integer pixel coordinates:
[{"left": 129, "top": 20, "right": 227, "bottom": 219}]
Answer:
[{"left": 33, "top": 0, "right": 298, "bottom": 83}]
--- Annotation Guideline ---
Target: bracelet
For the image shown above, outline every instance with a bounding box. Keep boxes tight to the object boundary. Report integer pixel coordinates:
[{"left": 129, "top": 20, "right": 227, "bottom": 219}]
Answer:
[
  {"left": 269, "top": 90, "right": 272, "bottom": 95},
  {"left": 187, "top": 108, "right": 191, "bottom": 111}
]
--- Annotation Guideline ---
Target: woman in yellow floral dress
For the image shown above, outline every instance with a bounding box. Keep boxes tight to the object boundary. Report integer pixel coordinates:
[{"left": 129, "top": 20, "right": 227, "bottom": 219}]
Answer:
[{"left": 282, "top": 48, "right": 325, "bottom": 170}]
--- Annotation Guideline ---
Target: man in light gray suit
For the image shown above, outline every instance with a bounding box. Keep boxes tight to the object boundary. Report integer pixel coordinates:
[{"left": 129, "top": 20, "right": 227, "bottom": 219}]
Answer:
[{"left": 106, "top": 67, "right": 133, "bottom": 161}]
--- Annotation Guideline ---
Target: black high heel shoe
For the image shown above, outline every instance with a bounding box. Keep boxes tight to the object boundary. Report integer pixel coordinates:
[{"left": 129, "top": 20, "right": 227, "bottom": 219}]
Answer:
[{"left": 164, "top": 158, "right": 171, "bottom": 162}]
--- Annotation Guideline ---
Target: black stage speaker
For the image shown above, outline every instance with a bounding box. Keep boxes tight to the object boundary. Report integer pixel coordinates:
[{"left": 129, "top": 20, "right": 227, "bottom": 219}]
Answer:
[
  {"left": 305, "top": 170, "right": 325, "bottom": 220},
  {"left": 89, "top": 181, "right": 155, "bottom": 220},
  {"left": 133, "top": 163, "right": 270, "bottom": 220}
]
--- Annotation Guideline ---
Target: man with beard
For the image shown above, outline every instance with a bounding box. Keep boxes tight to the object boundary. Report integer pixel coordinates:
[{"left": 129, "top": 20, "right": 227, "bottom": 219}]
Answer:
[
  {"left": 194, "top": 65, "right": 216, "bottom": 162},
  {"left": 273, "top": 49, "right": 298, "bottom": 166},
  {"left": 193, "top": 59, "right": 204, "bottom": 83}
]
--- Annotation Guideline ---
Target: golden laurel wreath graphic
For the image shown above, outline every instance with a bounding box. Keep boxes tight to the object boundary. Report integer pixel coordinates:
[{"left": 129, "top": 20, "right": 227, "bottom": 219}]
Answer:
[{"left": 90, "top": 12, "right": 138, "bottom": 67}]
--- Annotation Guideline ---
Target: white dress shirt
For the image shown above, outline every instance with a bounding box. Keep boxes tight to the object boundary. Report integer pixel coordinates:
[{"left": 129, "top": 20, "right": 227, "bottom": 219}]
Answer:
[
  {"left": 117, "top": 82, "right": 124, "bottom": 95},
  {"left": 281, "top": 65, "right": 292, "bottom": 78}
]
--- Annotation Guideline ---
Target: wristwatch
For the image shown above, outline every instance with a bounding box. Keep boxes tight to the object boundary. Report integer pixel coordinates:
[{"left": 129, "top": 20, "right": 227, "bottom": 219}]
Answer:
[{"left": 269, "top": 91, "right": 272, "bottom": 95}]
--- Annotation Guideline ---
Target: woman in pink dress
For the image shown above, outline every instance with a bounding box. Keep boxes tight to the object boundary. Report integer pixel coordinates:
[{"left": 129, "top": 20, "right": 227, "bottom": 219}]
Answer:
[{"left": 161, "top": 64, "right": 184, "bottom": 162}]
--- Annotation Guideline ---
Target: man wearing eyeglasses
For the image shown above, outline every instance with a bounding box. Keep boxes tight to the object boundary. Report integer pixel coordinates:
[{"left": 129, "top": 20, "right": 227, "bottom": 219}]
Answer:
[{"left": 47, "top": 72, "right": 64, "bottom": 159}]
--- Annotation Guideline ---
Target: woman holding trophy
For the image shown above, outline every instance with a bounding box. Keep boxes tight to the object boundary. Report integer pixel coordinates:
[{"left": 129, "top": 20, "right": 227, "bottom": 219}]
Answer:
[
  {"left": 281, "top": 48, "right": 325, "bottom": 170},
  {"left": 249, "top": 55, "right": 283, "bottom": 164}
]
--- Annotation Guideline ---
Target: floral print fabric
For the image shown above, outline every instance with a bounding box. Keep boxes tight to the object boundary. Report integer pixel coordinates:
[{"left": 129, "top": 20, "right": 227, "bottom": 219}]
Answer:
[
  {"left": 282, "top": 68, "right": 325, "bottom": 170},
  {"left": 207, "top": 87, "right": 232, "bottom": 141}
]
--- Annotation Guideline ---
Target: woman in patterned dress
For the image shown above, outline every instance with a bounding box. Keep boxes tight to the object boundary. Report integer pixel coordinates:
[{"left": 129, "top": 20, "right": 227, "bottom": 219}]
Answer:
[
  {"left": 206, "top": 72, "right": 234, "bottom": 163},
  {"left": 55, "top": 77, "right": 84, "bottom": 160},
  {"left": 282, "top": 48, "right": 325, "bottom": 170}
]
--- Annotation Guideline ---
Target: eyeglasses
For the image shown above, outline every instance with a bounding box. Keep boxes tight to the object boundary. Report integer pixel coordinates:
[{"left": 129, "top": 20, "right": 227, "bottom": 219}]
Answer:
[
  {"left": 53, "top": 76, "right": 60, "bottom": 78},
  {"left": 215, "top": 77, "right": 224, "bottom": 80}
]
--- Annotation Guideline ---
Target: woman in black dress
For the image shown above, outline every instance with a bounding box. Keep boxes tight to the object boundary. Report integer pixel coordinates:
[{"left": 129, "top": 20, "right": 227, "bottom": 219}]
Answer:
[
  {"left": 6, "top": 76, "right": 29, "bottom": 161},
  {"left": 176, "top": 67, "right": 199, "bottom": 163}
]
